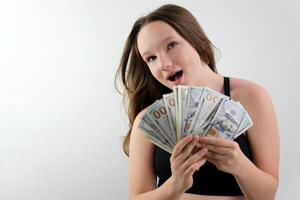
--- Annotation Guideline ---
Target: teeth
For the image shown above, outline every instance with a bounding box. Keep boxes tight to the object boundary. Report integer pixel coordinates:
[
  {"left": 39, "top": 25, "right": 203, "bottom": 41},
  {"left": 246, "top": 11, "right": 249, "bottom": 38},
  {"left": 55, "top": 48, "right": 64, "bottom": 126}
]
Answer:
[{"left": 168, "top": 72, "right": 177, "bottom": 79}]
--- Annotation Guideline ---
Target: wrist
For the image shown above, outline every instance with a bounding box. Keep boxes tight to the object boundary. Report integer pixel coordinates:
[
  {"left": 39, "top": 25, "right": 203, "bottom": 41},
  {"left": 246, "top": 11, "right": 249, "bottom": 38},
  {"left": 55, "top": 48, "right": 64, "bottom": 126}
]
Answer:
[
  {"left": 233, "top": 155, "right": 253, "bottom": 178},
  {"left": 167, "top": 176, "right": 185, "bottom": 197}
]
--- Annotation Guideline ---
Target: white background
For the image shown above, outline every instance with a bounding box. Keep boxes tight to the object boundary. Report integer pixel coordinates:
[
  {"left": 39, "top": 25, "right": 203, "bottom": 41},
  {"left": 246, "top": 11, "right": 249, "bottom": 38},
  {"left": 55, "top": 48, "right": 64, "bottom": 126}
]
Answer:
[{"left": 0, "top": 0, "right": 299, "bottom": 199}]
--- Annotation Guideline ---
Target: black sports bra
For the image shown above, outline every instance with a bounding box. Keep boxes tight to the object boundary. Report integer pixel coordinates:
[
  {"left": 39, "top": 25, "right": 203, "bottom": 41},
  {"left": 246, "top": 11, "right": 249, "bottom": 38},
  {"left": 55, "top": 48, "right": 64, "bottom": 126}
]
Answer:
[{"left": 154, "top": 77, "right": 253, "bottom": 196}]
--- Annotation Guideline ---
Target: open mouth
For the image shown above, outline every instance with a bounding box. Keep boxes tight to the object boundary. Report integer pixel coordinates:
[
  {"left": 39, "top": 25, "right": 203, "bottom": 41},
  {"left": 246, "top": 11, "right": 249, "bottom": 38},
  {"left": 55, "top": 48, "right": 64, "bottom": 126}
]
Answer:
[{"left": 168, "top": 70, "right": 183, "bottom": 82}]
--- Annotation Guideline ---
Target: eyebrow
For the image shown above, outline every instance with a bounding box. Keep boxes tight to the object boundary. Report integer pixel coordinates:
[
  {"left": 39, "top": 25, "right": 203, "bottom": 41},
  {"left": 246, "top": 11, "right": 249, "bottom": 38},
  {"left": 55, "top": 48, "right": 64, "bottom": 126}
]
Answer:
[{"left": 141, "top": 36, "right": 175, "bottom": 58}]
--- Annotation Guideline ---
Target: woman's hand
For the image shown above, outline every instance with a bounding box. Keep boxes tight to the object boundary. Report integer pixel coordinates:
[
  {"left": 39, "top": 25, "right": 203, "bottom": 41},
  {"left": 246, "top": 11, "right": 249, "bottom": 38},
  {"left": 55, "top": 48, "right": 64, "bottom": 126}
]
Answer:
[
  {"left": 199, "top": 136, "right": 249, "bottom": 176},
  {"left": 169, "top": 135, "right": 207, "bottom": 194}
]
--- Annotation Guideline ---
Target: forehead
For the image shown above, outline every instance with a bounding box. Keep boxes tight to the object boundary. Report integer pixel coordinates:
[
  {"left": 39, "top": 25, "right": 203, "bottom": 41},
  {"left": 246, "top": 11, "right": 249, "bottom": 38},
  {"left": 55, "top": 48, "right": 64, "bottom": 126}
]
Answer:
[{"left": 137, "top": 21, "right": 181, "bottom": 55}]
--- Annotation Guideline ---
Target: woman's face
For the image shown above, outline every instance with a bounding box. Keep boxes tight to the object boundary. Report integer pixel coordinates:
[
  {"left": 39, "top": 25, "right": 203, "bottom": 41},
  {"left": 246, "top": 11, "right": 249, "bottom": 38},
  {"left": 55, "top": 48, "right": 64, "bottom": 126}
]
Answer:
[{"left": 137, "top": 20, "right": 205, "bottom": 90}]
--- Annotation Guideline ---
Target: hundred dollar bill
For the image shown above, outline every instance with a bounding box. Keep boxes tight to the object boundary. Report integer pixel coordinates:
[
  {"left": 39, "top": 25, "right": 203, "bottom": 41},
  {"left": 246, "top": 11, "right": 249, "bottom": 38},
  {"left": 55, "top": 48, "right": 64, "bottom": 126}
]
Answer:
[
  {"left": 143, "top": 110, "right": 174, "bottom": 147},
  {"left": 139, "top": 119, "right": 172, "bottom": 153},
  {"left": 197, "top": 98, "right": 224, "bottom": 136},
  {"left": 163, "top": 93, "right": 176, "bottom": 141},
  {"left": 175, "top": 86, "right": 189, "bottom": 140},
  {"left": 231, "top": 101, "right": 253, "bottom": 139},
  {"left": 199, "top": 87, "right": 230, "bottom": 124},
  {"left": 205, "top": 98, "right": 246, "bottom": 139},
  {"left": 174, "top": 86, "right": 179, "bottom": 140},
  {"left": 142, "top": 114, "right": 168, "bottom": 144},
  {"left": 234, "top": 112, "right": 253, "bottom": 139},
  {"left": 183, "top": 87, "right": 204, "bottom": 136},
  {"left": 189, "top": 87, "right": 228, "bottom": 135},
  {"left": 146, "top": 134, "right": 172, "bottom": 153},
  {"left": 146, "top": 100, "right": 176, "bottom": 146}
]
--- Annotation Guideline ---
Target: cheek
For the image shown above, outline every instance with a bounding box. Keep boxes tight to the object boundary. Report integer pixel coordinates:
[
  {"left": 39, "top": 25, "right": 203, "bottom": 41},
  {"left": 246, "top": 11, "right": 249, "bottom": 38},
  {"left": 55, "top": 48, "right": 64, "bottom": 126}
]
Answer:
[
  {"left": 182, "top": 48, "right": 202, "bottom": 67},
  {"left": 148, "top": 67, "right": 157, "bottom": 78},
  {"left": 148, "top": 67, "right": 169, "bottom": 87},
  {"left": 149, "top": 67, "right": 162, "bottom": 80}
]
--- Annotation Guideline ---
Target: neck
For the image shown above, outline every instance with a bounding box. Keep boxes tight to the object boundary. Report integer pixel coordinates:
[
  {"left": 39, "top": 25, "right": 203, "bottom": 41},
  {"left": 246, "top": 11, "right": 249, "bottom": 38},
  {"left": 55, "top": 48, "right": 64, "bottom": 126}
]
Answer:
[{"left": 197, "top": 64, "right": 224, "bottom": 93}]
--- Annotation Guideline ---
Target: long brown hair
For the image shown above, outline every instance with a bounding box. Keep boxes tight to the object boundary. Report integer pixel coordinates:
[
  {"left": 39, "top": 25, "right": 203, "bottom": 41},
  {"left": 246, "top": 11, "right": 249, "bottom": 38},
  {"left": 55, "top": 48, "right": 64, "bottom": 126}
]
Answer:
[{"left": 115, "top": 4, "right": 218, "bottom": 156}]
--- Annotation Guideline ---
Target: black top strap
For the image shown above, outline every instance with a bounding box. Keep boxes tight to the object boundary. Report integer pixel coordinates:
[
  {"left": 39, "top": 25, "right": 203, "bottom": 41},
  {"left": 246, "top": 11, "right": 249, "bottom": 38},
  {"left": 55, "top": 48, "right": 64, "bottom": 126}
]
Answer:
[{"left": 223, "top": 76, "right": 231, "bottom": 97}]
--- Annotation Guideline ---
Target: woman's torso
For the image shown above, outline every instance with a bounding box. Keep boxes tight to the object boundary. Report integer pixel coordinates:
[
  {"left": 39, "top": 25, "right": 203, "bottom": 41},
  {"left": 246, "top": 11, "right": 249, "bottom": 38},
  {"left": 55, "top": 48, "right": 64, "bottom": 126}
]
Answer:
[{"left": 154, "top": 77, "right": 253, "bottom": 199}]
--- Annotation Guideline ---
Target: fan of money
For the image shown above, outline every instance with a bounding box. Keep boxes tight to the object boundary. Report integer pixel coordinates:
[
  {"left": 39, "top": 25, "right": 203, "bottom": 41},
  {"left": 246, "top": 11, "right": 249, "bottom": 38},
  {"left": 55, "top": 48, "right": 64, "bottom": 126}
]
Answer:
[{"left": 138, "top": 86, "right": 253, "bottom": 153}]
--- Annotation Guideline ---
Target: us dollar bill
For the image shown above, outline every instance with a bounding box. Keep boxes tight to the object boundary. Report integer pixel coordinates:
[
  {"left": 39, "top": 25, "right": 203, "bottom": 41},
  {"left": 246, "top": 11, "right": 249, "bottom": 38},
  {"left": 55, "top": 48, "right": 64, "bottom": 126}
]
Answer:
[
  {"left": 141, "top": 114, "right": 168, "bottom": 144},
  {"left": 183, "top": 87, "right": 204, "bottom": 135},
  {"left": 231, "top": 101, "right": 253, "bottom": 138},
  {"left": 234, "top": 112, "right": 253, "bottom": 138},
  {"left": 163, "top": 93, "right": 176, "bottom": 140},
  {"left": 175, "top": 86, "right": 189, "bottom": 140},
  {"left": 205, "top": 98, "right": 246, "bottom": 139},
  {"left": 138, "top": 119, "right": 173, "bottom": 153},
  {"left": 197, "top": 98, "right": 224, "bottom": 136},
  {"left": 189, "top": 87, "right": 228, "bottom": 135},
  {"left": 146, "top": 99, "right": 176, "bottom": 146}
]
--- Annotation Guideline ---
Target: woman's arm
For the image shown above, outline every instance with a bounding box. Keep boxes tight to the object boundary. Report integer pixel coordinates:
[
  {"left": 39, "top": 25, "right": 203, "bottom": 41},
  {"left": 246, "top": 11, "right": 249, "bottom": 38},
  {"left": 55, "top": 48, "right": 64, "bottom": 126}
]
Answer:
[{"left": 233, "top": 85, "right": 279, "bottom": 200}]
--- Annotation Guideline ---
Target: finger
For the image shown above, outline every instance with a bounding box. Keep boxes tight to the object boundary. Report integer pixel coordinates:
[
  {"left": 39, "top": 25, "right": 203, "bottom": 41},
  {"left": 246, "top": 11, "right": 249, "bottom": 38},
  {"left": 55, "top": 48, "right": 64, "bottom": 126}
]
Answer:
[
  {"left": 172, "top": 135, "right": 193, "bottom": 158},
  {"left": 185, "top": 159, "right": 206, "bottom": 177},
  {"left": 181, "top": 135, "right": 200, "bottom": 159},
  {"left": 196, "top": 159, "right": 207, "bottom": 170},
  {"left": 181, "top": 148, "right": 208, "bottom": 171},
  {"left": 195, "top": 141, "right": 205, "bottom": 149},
  {"left": 176, "top": 135, "right": 200, "bottom": 164},
  {"left": 192, "top": 146, "right": 199, "bottom": 154},
  {"left": 205, "top": 145, "right": 231, "bottom": 155},
  {"left": 193, "top": 142, "right": 205, "bottom": 153},
  {"left": 206, "top": 151, "right": 226, "bottom": 161},
  {"left": 199, "top": 136, "right": 233, "bottom": 147},
  {"left": 206, "top": 157, "right": 219, "bottom": 166}
]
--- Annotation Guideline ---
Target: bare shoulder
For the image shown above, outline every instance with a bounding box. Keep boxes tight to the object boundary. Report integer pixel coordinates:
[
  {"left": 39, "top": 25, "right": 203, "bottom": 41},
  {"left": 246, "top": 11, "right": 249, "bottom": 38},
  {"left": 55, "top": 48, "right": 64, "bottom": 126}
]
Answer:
[
  {"left": 230, "top": 77, "right": 273, "bottom": 110},
  {"left": 229, "top": 77, "right": 278, "bottom": 139},
  {"left": 230, "top": 77, "right": 270, "bottom": 101},
  {"left": 130, "top": 107, "right": 155, "bottom": 153},
  {"left": 132, "top": 108, "right": 148, "bottom": 128},
  {"left": 131, "top": 107, "right": 151, "bottom": 139}
]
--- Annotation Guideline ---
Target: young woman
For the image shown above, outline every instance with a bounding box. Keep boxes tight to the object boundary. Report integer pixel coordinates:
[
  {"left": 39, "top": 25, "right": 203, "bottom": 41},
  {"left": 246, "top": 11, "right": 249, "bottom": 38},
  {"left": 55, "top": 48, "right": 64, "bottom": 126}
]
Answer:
[{"left": 115, "top": 4, "right": 279, "bottom": 200}]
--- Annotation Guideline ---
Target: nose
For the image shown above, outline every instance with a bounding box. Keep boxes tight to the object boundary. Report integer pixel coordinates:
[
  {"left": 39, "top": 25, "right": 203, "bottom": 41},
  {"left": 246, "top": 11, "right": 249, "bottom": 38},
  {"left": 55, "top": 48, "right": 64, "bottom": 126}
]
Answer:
[{"left": 157, "top": 53, "right": 172, "bottom": 71}]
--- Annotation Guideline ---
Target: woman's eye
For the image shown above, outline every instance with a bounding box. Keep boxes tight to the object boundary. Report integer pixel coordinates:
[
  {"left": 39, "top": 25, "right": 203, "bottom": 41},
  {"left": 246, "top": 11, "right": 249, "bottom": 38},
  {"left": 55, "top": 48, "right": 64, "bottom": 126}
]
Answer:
[
  {"left": 167, "top": 42, "right": 177, "bottom": 50},
  {"left": 146, "top": 56, "right": 156, "bottom": 63}
]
